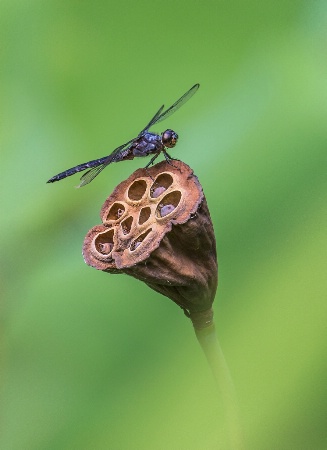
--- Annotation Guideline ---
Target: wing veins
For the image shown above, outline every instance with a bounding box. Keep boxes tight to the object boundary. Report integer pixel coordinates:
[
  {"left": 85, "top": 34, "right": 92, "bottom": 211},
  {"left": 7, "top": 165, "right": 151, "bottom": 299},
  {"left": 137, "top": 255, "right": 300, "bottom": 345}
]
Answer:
[
  {"left": 151, "top": 83, "right": 200, "bottom": 127},
  {"left": 77, "top": 138, "right": 135, "bottom": 187},
  {"left": 138, "top": 104, "right": 165, "bottom": 135}
]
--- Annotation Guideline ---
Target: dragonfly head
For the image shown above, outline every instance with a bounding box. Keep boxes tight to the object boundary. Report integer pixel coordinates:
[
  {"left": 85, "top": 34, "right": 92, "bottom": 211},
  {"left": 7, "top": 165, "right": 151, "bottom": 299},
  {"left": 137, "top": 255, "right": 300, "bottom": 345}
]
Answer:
[{"left": 161, "top": 129, "right": 178, "bottom": 148}]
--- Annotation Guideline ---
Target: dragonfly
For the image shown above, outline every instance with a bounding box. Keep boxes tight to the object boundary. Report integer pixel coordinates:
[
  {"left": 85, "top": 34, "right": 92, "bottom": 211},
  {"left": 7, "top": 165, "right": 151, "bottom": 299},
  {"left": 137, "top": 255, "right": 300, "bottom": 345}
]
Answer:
[{"left": 47, "top": 83, "right": 200, "bottom": 187}]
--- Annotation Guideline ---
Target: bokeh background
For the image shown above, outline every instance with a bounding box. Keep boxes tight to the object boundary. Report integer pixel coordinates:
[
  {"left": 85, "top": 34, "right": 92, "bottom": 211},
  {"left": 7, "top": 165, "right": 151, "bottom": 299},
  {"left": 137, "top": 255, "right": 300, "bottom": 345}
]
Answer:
[{"left": 1, "top": 1, "right": 326, "bottom": 449}]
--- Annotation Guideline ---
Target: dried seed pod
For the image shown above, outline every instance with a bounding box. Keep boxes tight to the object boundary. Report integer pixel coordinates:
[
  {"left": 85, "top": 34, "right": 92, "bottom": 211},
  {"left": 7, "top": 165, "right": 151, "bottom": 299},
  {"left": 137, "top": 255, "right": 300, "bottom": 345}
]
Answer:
[{"left": 83, "top": 160, "right": 218, "bottom": 328}]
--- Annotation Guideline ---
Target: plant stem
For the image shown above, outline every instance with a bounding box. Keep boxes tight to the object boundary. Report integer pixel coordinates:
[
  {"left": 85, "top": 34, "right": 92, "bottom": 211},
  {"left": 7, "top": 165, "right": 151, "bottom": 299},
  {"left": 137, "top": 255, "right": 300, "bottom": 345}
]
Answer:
[{"left": 194, "top": 322, "right": 244, "bottom": 450}]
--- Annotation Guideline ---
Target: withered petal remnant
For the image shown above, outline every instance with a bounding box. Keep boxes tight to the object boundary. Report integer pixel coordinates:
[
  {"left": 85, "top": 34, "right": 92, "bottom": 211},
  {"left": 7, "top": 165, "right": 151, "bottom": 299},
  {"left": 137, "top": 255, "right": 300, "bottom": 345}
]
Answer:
[{"left": 83, "top": 160, "right": 218, "bottom": 328}]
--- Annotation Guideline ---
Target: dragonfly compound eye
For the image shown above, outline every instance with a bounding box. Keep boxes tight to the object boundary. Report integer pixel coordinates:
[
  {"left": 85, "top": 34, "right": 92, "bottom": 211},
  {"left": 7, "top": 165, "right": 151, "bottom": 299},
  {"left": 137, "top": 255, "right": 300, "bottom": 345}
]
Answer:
[{"left": 162, "top": 129, "right": 179, "bottom": 148}]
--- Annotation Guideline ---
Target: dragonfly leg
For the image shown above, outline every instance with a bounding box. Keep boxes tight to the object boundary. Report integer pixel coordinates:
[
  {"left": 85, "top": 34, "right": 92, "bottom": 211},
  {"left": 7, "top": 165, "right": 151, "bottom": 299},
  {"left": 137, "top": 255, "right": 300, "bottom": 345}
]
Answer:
[
  {"left": 145, "top": 153, "right": 160, "bottom": 169},
  {"left": 145, "top": 153, "right": 160, "bottom": 180},
  {"left": 163, "top": 150, "right": 180, "bottom": 170}
]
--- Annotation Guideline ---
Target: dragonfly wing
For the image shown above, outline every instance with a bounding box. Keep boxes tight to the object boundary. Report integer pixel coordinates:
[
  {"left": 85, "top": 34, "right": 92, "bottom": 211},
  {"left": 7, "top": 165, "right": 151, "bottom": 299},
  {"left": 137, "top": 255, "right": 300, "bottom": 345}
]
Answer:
[
  {"left": 138, "top": 104, "right": 165, "bottom": 135},
  {"left": 152, "top": 83, "right": 200, "bottom": 126},
  {"left": 77, "top": 164, "right": 107, "bottom": 188},
  {"left": 77, "top": 139, "right": 135, "bottom": 188}
]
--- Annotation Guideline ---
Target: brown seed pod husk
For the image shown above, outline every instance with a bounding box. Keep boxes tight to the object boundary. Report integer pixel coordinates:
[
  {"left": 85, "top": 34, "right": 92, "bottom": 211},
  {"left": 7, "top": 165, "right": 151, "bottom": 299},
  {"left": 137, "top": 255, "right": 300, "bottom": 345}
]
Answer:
[{"left": 83, "top": 160, "right": 217, "bottom": 327}]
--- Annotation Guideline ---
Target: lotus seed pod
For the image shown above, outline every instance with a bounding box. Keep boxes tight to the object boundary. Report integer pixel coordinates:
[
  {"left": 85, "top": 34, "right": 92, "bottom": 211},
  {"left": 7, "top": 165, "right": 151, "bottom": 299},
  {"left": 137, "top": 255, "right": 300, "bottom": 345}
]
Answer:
[{"left": 83, "top": 160, "right": 218, "bottom": 328}]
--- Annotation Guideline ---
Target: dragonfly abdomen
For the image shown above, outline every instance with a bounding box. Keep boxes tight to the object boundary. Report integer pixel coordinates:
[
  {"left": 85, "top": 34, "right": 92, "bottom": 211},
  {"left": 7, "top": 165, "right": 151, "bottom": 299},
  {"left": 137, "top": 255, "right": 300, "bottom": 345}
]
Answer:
[{"left": 47, "top": 156, "right": 108, "bottom": 183}]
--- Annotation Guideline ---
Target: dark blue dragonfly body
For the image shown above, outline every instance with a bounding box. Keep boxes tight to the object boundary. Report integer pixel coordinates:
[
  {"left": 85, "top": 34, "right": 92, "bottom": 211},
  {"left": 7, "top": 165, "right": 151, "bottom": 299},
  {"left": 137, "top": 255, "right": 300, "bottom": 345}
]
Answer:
[{"left": 47, "top": 84, "right": 199, "bottom": 187}]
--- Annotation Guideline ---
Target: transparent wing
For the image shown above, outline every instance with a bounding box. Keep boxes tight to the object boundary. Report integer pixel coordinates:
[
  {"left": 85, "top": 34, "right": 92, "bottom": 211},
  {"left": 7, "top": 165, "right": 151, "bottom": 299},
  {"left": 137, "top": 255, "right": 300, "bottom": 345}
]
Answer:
[
  {"left": 77, "top": 164, "right": 107, "bottom": 188},
  {"left": 138, "top": 104, "right": 165, "bottom": 135},
  {"left": 76, "top": 139, "right": 135, "bottom": 188},
  {"left": 152, "top": 83, "right": 200, "bottom": 126},
  {"left": 138, "top": 83, "right": 200, "bottom": 134}
]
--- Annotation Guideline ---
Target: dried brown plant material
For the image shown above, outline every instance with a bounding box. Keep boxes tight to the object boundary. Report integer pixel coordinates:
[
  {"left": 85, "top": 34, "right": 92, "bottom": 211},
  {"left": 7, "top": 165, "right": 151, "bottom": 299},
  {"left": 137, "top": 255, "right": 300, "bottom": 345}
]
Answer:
[{"left": 83, "top": 160, "right": 217, "bottom": 328}]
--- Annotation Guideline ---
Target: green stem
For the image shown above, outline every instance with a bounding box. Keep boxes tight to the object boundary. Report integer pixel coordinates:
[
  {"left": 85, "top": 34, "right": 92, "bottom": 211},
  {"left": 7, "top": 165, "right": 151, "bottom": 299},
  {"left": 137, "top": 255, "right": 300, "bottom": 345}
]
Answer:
[{"left": 194, "top": 322, "right": 244, "bottom": 450}]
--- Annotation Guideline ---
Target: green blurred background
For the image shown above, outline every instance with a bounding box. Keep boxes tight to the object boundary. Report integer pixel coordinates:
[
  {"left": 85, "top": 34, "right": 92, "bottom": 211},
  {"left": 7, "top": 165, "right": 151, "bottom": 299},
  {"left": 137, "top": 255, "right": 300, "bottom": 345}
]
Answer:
[{"left": 1, "top": 1, "right": 326, "bottom": 449}]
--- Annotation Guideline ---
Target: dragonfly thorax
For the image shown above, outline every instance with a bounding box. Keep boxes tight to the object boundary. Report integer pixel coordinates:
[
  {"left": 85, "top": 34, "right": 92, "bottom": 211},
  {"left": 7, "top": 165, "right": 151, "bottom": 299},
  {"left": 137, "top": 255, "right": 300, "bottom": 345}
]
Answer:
[{"left": 161, "top": 129, "right": 178, "bottom": 148}]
